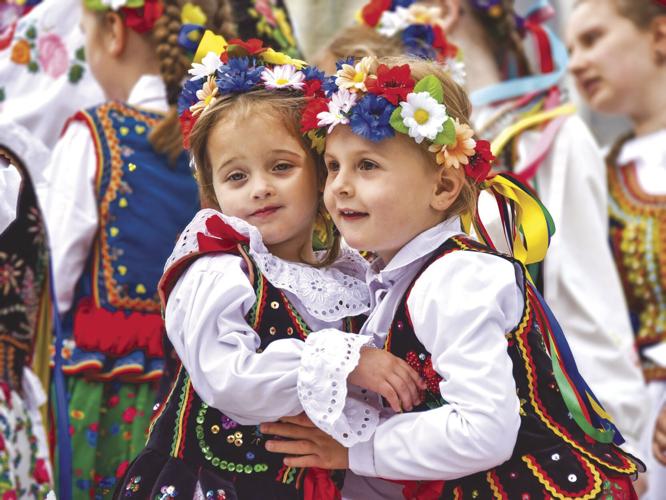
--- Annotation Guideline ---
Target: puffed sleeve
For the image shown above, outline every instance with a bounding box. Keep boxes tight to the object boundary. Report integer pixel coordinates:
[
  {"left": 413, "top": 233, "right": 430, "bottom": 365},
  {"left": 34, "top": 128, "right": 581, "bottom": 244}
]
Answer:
[
  {"left": 40, "top": 121, "right": 98, "bottom": 314},
  {"left": 349, "top": 251, "right": 523, "bottom": 480}
]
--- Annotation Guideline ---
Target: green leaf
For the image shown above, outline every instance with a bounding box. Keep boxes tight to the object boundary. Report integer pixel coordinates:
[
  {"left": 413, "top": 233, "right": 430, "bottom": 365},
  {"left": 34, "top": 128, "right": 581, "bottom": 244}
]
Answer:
[
  {"left": 389, "top": 106, "right": 408, "bottom": 134},
  {"left": 0, "top": 88, "right": 5, "bottom": 103},
  {"left": 413, "top": 75, "right": 444, "bottom": 103},
  {"left": 27, "top": 61, "right": 39, "bottom": 73},
  {"left": 433, "top": 118, "right": 456, "bottom": 146},
  {"left": 75, "top": 47, "right": 86, "bottom": 62},
  {"left": 25, "top": 26, "right": 37, "bottom": 40},
  {"left": 69, "top": 65, "right": 84, "bottom": 84}
]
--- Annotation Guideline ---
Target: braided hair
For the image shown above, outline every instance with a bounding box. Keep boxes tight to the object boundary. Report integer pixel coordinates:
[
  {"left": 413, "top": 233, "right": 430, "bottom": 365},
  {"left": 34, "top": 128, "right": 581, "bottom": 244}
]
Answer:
[{"left": 149, "top": 0, "right": 238, "bottom": 163}]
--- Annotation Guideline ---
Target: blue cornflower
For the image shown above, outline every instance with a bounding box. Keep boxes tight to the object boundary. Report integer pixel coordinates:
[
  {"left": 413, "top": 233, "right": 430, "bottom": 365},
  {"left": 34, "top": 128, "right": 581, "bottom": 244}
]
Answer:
[
  {"left": 335, "top": 57, "right": 355, "bottom": 71},
  {"left": 303, "top": 66, "right": 326, "bottom": 82},
  {"left": 402, "top": 24, "right": 437, "bottom": 60},
  {"left": 216, "top": 57, "right": 264, "bottom": 94},
  {"left": 349, "top": 94, "right": 395, "bottom": 143},
  {"left": 177, "top": 79, "right": 199, "bottom": 115},
  {"left": 322, "top": 75, "right": 339, "bottom": 97},
  {"left": 392, "top": 0, "right": 415, "bottom": 8}
]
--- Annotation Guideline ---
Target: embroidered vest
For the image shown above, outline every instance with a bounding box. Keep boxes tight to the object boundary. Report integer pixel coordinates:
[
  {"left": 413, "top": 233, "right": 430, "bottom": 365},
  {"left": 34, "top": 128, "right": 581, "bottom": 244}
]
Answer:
[
  {"left": 608, "top": 159, "right": 666, "bottom": 381},
  {"left": 147, "top": 243, "right": 359, "bottom": 493},
  {"left": 385, "top": 237, "right": 641, "bottom": 499},
  {"left": 0, "top": 146, "right": 50, "bottom": 392},
  {"left": 60, "top": 101, "right": 199, "bottom": 381}
]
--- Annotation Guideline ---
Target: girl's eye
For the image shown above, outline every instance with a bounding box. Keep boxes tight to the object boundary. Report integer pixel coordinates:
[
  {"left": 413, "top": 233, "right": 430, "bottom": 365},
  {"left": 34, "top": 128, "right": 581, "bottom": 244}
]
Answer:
[
  {"left": 326, "top": 161, "right": 340, "bottom": 173},
  {"left": 273, "top": 162, "right": 293, "bottom": 172},
  {"left": 581, "top": 29, "right": 602, "bottom": 47},
  {"left": 359, "top": 160, "right": 378, "bottom": 171},
  {"left": 226, "top": 172, "right": 246, "bottom": 182}
]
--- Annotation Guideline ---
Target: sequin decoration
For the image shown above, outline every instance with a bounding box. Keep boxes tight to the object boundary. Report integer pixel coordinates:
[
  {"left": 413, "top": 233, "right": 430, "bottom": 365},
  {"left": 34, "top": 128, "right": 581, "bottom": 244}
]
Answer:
[
  {"left": 124, "top": 475, "right": 141, "bottom": 494},
  {"left": 206, "top": 489, "right": 226, "bottom": 500},
  {"left": 156, "top": 485, "right": 178, "bottom": 499}
]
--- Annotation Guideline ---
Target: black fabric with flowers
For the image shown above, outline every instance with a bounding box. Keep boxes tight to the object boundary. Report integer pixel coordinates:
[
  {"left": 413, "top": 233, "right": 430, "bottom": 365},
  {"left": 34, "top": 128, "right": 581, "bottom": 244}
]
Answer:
[
  {"left": 384, "top": 236, "right": 642, "bottom": 499},
  {"left": 0, "top": 146, "right": 49, "bottom": 393},
  {"left": 114, "top": 248, "right": 357, "bottom": 500},
  {"left": 230, "top": 0, "right": 301, "bottom": 57}
]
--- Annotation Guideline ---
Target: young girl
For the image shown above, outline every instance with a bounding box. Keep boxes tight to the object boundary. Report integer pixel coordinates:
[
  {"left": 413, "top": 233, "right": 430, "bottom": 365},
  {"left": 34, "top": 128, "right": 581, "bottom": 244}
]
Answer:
[
  {"left": 567, "top": 1, "right": 666, "bottom": 497},
  {"left": 263, "top": 55, "right": 644, "bottom": 499},
  {"left": 314, "top": 0, "right": 649, "bottom": 463},
  {"left": 41, "top": 1, "right": 241, "bottom": 497},
  {"left": 114, "top": 35, "right": 426, "bottom": 500}
]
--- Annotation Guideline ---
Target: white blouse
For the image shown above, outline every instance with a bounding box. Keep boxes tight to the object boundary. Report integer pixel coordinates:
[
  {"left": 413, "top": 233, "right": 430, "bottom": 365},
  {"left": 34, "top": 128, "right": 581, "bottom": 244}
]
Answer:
[
  {"left": 342, "top": 219, "right": 523, "bottom": 496},
  {"left": 618, "top": 129, "right": 666, "bottom": 196},
  {"left": 165, "top": 211, "right": 377, "bottom": 445},
  {"left": 39, "top": 74, "right": 169, "bottom": 314},
  {"left": 472, "top": 109, "right": 648, "bottom": 454}
]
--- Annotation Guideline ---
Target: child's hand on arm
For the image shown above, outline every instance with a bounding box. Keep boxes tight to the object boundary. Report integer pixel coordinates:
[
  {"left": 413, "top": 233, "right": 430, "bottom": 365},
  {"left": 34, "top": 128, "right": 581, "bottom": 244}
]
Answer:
[
  {"left": 262, "top": 414, "right": 349, "bottom": 469},
  {"left": 348, "top": 346, "right": 426, "bottom": 412}
]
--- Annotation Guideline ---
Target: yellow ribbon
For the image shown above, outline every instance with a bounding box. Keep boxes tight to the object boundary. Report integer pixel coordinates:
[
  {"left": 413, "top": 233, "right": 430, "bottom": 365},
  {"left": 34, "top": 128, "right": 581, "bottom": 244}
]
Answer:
[
  {"left": 490, "top": 103, "right": 576, "bottom": 157},
  {"left": 193, "top": 29, "right": 228, "bottom": 64}
]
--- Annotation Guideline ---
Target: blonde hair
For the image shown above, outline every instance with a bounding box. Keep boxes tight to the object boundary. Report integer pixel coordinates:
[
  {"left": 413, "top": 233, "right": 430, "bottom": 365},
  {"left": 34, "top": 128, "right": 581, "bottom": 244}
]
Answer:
[
  {"left": 575, "top": 0, "right": 666, "bottom": 29},
  {"left": 376, "top": 55, "right": 479, "bottom": 219},
  {"left": 188, "top": 90, "right": 341, "bottom": 266}
]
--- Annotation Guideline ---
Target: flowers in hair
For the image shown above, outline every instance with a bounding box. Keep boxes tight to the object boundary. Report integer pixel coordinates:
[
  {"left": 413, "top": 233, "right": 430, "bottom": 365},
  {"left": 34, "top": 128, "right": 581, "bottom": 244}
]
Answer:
[
  {"left": 399, "top": 91, "right": 448, "bottom": 144},
  {"left": 261, "top": 64, "right": 306, "bottom": 90}
]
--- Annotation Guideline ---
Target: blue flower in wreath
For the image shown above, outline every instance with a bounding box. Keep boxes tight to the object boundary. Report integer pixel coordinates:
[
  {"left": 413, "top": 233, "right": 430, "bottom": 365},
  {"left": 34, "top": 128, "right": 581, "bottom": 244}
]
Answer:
[
  {"left": 177, "top": 79, "right": 199, "bottom": 115},
  {"left": 322, "top": 76, "right": 339, "bottom": 97},
  {"left": 303, "top": 66, "right": 325, "bottom": 82},
  {"left": 335, "top": 56, "right": 355, "bottom": 71},
  {"left": 402, "top": 24, "right": 437, "bottom": 60},
  {"left": 216, "top": 58, "right": 264, "bottom": 94},
  {"left": 349, "top": 94, "right": 395, "bottom": 142},
  {"left": 392, "top": 0, "right": 416, "bottom": 8}
]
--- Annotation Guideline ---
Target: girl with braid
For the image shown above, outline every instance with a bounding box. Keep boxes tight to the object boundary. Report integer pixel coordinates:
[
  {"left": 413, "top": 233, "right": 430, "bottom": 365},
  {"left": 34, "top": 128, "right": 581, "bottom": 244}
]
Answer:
[
  {"left": 41, "top": 1, "right": 238, "bottom": 497},
  {"left": 567, "top": 1, "right": 666, "bottom": 497},
  {"left": 314, "top": 0, "right": 649, "bottom": 468}
]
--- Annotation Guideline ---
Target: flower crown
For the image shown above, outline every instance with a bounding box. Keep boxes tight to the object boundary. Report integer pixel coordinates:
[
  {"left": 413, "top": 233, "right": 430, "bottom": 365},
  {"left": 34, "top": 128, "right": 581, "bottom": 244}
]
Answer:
[
  {"left": 178, "top": 31, "right": 318, "bottom": 149},
  {"left": 84, "top": 0, "right": 163, "bottom": 33},
  {"left": 300, "top": 57, "right": 495, "bottom": 184},
  {"left": 358, "top": 0, "right": 465, "bottom": 85}
]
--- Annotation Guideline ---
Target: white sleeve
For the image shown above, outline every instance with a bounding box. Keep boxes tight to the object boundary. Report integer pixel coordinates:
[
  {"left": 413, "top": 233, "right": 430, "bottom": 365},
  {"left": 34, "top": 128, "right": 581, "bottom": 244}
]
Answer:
[
  {"left": 349, "top": 252, "right": 523, "bottom": 480},
  {"left": 537, "top": 117, "right": 648, "bottom": 454},
  {"left": 40, "top": 121, "right": 98, "bottom": 314},
  {"left": 0, "top": 162, "right": 21, "bottom": 235},
  {"left": 166, "top": 253, "right": 365, "bottom": 426}
]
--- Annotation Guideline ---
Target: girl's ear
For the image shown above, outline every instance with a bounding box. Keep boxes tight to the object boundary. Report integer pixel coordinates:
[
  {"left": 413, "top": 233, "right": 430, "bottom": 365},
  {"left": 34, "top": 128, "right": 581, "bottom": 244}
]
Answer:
[
  {"left": 432, "top": 0, "right": 463, "bottom": 34},
  {"left": 430, "top": 164, "right": 464, "bottom": 212},
  {"left": 104, "top": 10, "right": 128, "bottom": 58},
  {"left": 652, "top": 16, "right": 666, "bottom": 65}
]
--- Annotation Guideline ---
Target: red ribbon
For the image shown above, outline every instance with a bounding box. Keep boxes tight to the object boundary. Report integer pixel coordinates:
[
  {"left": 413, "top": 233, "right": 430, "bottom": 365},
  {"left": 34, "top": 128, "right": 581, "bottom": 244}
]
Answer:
[
  {"left": 303, "top": 468, "right": 341, "bottom": 500},
  {"left": 196, "top": 214, "right": 250, "bottom": 254},
  {"left": 120, "top": 0, "right": 164, "bottom": 34}
]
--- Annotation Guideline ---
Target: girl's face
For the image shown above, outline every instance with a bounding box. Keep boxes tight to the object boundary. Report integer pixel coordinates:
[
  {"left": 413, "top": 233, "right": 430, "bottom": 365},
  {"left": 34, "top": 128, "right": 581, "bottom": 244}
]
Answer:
[
  {"left": 207, "top": 111, "right": 320, "bottom": 262},
  {"left": 324, "top": 125, "right": 446, "bottom": 264},
  {"left": 566, "top": 0, "right": 658, "bottom": 115}
]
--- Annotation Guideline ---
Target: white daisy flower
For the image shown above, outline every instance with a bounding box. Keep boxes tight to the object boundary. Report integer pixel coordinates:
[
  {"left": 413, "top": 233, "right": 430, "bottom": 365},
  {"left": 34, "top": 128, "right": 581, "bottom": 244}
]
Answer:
[
  {"left": 400, "top": 91, "right": 448, "bottom": 143},
  {"left": 101, "top": 0, "right": 128, "bottom": 10},
  {"left": 377, "top": 9, "right": 410, "bottom": 37},
  {"left": 261, "top": 64, "right": 306, "bottom": 90},
  {"left": 445, "top": 58, "right": 467, "bottom": 86},
  {"left": 317, "top": 88, "right": 358, "bottom": 133},
  {"left": 188, "top": 51, "right": 223, "bottom": 81}
]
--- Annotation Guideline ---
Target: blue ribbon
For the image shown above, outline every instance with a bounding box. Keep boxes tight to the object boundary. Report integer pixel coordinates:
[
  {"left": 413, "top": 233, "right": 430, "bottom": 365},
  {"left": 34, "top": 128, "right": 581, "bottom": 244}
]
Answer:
[
  {"left": 470, "top": 5, "right": 569, "bottom": 107},
  {"left": 49, "top": 263, "right": 72, "bottom": 499}
]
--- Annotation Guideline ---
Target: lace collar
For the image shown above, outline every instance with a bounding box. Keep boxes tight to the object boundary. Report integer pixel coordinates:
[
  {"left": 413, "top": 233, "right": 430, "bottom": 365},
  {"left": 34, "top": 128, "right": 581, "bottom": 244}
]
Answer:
[{"left": 166, "top": 209, "right": 371, "bottom": 321}]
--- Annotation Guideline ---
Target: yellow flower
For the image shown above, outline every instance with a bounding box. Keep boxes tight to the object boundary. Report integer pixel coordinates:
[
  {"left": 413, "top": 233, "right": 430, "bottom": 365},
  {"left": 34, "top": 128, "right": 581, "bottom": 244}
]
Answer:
[
  {"left": 190, "top": 75, "right": 219, "bottom": 116},
  {"left": 10, "top": 39, "right": 30, "bottom": 65},
  {"left": 428, "top": 119, "right": 476, "bottom": 169},
  {"left": 407, "top": 5, "right": 443, "bottom": 27},
  {"left": 274, "top": 9, "right": 296, "bottom": 47},
  {"left": 262, "top": 48, "right": 307, "bottom": 69},
  {"left": 181, "top": 2, "right": 207, "bottom": 25},
  {"left": 335, "top": 56, "right": 379, "bottom": 92}
]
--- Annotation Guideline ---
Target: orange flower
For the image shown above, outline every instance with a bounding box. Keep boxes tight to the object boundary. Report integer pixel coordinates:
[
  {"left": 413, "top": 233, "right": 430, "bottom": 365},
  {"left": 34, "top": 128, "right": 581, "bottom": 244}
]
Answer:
[
  {"left": 429, "top": 119, "right": 476, "bottom": 169},
  {"left": 10, "top": 39, "right": 30, "bottom": 65}
]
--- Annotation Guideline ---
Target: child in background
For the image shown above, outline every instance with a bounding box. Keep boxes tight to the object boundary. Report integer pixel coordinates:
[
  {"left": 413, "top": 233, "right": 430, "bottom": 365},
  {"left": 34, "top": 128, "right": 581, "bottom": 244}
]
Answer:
[
  {"left": 115, "top": 34, "right": 424, "bottom": 500},
  {"left": 263, "top": 55, "right": 643, "bottom": 499},
  {"left": 567, "top": 1, "right": 666, "bottom": 498},
  {"left": 41, "top": 1, "right": 239, "bottom": 497},
  {"left": 314, "top": 0, "right": 649, "bottom": 465}
]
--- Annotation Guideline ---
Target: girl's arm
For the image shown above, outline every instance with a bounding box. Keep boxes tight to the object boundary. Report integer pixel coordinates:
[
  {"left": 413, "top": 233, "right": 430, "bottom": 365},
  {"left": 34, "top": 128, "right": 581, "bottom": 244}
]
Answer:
[{"left": 347, "top": 252, "right": 523, "bottom": 481}]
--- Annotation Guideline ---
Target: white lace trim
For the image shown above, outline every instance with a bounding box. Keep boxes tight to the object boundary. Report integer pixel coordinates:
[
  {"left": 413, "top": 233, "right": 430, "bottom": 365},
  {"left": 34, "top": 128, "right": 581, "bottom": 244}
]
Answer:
[
  {"left": 298, "top": 330, "right": 380, "bottom": 447},
  {"left": 165, "top": 209, "right": 371, "bottom": 321}
]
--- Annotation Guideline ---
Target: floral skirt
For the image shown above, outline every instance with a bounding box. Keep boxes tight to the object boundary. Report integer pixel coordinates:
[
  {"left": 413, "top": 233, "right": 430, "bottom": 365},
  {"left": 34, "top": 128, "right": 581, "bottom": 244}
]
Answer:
[
  {"left": 0, "top": 383, "right": 53, "bottom": 498},
  {"left": 60, "top": 377, "right": 156, "bottom": 499}
]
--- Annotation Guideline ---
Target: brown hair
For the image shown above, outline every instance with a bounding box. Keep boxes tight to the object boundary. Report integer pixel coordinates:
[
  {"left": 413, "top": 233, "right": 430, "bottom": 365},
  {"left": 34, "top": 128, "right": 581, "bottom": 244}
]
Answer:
[
  {"left": 149, "top": 0, "right": 238, "bottom": 163},
  {"left": 188, "top": 90, "right": 341, "bottom": 266},
  {"left": 575, "top": 0, "right": 666, "bottom": 29},
  {"left": 377, "top": 55, "right": 479, "bottom": 219},
  {"left": 326, "top": 24, "right": 405, "bottom": 62}
]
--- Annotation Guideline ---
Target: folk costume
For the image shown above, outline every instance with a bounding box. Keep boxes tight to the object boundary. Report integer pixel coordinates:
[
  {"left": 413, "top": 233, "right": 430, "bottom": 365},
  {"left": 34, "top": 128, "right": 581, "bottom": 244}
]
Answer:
[
  {"left": 115, "top": 35, "right": 373, "bottom": 500},
  {"left": 0, "top": 123, "right": 54, "bottom": 499},
  {"left": 301, "top": 57, "right": 644, "bottom": 499}
]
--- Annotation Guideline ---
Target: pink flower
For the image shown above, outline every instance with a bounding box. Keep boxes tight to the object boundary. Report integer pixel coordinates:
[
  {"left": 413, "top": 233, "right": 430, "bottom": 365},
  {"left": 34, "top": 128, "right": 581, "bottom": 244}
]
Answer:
[
  {"left": 37, "top": 33, "right": 68, "bottom": 78},
  {"left": 122, "top": 406, "right": 138, "bottom": 423}
]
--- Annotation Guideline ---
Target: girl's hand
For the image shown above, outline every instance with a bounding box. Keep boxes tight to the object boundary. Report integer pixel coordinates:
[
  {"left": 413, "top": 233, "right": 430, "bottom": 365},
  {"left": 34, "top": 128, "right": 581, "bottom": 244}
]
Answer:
[
  {"left": 261, "top": 414, "right": 348, "bottom": 469},
  {"left": 348, "top": 346, "right": 426, "bottom": 412}
]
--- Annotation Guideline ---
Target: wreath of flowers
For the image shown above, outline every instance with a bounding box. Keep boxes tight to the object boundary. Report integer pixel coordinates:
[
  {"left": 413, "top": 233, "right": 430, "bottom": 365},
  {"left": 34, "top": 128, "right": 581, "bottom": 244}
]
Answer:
[
  {"left": 300, "top": 56, "right": 495, "bottom": 184},
  {"left": 359, "top": 0, "right": 465, "bottom": 85},
  {"left": 177, "top": 31, "right": 321, "bottom": 149},
  {"left": 84, "top": 0, "right": 164, "bottom": 33}
]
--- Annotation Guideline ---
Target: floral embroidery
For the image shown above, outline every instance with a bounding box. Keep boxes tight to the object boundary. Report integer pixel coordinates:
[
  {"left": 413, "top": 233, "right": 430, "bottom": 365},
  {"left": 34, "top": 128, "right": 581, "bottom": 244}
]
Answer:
[
  {"left": 124, "top": 475, "right": 141, "bottom": 494},
  {"left": 248, "top": 0, "right": 298, "bottom": 56},
  {"left": 156, "top": 484, "right": 178, "bottom": 499}
]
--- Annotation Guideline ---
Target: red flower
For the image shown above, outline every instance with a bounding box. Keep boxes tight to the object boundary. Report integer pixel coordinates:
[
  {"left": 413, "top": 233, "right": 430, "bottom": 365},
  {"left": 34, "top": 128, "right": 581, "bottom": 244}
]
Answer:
[
  {"left": 121, "top": 0, "right": 164, "bottom": 34},
  {"left": 226, "top": 38, "right": 266, "bottom": 57},
  {"left": 465, "top": 140, "right": 495, "bottom": 183},
  {"left": 179, "top": 109, "right": 196, "bottom": 149},
  {"left": 33, "top": 459, "right": 50, "bottom": 484},
  {"left": 303, "top": 78, "right": 324, "bottom": 98},
  {"left": 300, "top": 97, "right": 328, "bottom": 133},
  {"left": 108, "top": 395, "right": 120, "bottom": 408},
  {"left": 115, "top": 460, "right": 129, "bottom": 478},
  {"left": 2, "top": 491, "right": 17, "bottom": 500},
  {"left": 122, "top": 407, "right": 138, "bottom": 424},
  {"left": 361, "top": 0, "right": 392, "bottom": 27},
  {"left": 88, "top": 422, "right": 99, "bottom": 432},
  {"left": 432, "top": 26, "right": 459, "bottom": 61},
  {"left": 366, "top": 64, "right": 415, "bottom": 105}
]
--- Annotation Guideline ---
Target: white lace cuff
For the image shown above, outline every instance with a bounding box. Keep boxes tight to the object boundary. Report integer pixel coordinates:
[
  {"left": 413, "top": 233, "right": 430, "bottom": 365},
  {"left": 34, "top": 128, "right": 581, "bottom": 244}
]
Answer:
[{"left": 298, "top": 330, "right": 380, "bottom": 447}]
